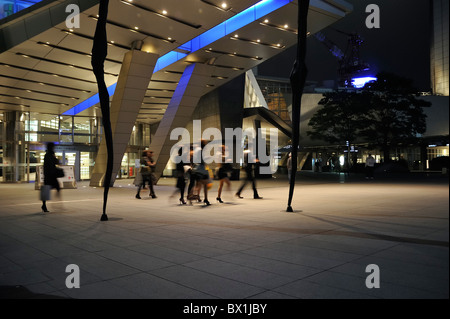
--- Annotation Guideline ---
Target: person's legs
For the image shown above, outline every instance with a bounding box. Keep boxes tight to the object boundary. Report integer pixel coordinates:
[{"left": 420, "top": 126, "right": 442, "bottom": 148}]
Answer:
[
  {"left": 217, "top": 179, "right": 224, "bottom": 202},
  {"left": 203, "top": 181, "right": 210, "bottom": 205},
  {"left": 149, "top": 179, "right": 156, "bottom": 198},
  {"left": 41, "top": 200, "right": 48, "bottom": 212}
]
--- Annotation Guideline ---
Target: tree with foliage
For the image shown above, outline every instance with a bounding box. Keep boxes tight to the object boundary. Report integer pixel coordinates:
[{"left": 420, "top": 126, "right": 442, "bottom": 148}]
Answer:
[
  {"left": 307, "top": 73, "right": 430, "bottom": 164},
  {"left": 307, "top": 90, "right": 369, "bottom": 167},
  {"left": 360, "top": 72, "right": 431, "bottom": 162}
]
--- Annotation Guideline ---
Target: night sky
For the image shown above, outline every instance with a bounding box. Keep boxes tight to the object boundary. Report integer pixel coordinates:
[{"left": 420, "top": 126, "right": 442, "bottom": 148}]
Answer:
[{"left": 258, "top": 0, "right": 432, "bottom": 91}]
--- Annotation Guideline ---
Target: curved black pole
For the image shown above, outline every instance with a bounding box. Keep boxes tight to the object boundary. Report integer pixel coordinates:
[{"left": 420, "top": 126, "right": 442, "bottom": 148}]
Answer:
[
  {"left": 91, "top": 0, "right": 111, "bottom": 221},
  {"left": 287, "top": 0, "right": 309, "bottom": 212}
]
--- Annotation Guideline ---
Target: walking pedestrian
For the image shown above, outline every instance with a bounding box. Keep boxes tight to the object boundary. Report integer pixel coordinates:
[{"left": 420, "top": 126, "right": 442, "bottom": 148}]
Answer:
[
  {"left": 365, "top": 153, "right": 376, "bottom": 179},
  {"left": 287, "top": 152, "right": 292, "bottom": 182},
  {"left": 236, "top": 151, "right": 262, "bottom": 199},
  {"left": 216, "top": 145, "right": 232, "bottom": 203},
  {"left": 136, "top": 150, "right": 157, "bottom": 199},
  {"left": 41, "top": 142, "right": 63, "bottom": 212}
]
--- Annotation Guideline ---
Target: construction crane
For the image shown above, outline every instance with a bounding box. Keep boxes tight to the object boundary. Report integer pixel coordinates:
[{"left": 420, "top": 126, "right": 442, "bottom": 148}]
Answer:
[{"left": 314, "top": 28, "right": 372, "bottom": 88}]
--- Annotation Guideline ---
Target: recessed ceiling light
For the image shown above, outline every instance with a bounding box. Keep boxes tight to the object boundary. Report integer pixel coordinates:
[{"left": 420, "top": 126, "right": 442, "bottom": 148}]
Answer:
[
  {"left": 264, "top": 19, "right": 269, "bottom": 23},
  {"left": 162, "top": 10, "right": 168, "bottom": 15},
  {"left": 134, "top": 26, "right": 139, "bottom": 30},
  {"left": 284, "top": 24, "right": 288, "bottom": 28},
  {"left": 221, "top": 2, "right": 227, "bottom": 9}
]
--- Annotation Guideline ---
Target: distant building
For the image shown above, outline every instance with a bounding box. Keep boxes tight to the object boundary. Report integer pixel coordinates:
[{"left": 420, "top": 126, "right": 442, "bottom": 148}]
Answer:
[{"left": 430, "top": 0, "right": 449, "bottom": 96}]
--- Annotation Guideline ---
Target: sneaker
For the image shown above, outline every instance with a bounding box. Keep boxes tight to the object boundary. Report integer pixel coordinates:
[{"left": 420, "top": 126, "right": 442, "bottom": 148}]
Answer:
[{"left": 136, "top": 194, "right": 141, "bottom": 199}]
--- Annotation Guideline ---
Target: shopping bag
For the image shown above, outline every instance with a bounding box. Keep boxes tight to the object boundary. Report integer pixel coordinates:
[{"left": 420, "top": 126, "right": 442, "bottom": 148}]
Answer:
[{"left": 40, "top": 185, "right": 51, "bottom": 201}]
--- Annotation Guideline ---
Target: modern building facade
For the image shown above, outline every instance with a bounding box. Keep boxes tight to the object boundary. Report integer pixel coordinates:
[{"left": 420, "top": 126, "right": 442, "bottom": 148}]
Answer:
[
  {"left": 430, "top": 0, "right": 449, "bottom": 96},
  {"left": 0, "top": 0, "right": 354, "bottom": 183}
]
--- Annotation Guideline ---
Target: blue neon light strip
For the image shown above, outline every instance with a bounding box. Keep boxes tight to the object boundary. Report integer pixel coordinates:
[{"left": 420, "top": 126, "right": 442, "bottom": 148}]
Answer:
[
  {"left": 64, "top": 82, "right": 117, "bottom": 116},
  {"left": 154, "top": 0, "right": 292, "bottom": 73},
  {"left": 63, "top": 0, "right": 292, "bottom": 116}
]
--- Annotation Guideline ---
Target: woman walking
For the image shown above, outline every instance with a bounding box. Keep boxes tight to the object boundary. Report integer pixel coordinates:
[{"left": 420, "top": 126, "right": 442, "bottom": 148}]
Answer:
[{"left": 41, "top": 142, "right": 62, "bottom": 212}]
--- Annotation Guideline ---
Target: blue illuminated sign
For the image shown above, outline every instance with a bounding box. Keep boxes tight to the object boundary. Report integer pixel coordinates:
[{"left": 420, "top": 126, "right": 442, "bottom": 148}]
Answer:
[
  {"left": 64, "top": 0, "right": 293, "bottom": 116},
  {"left": 352, "top": 76, "right": 377, "bottom": 88}
]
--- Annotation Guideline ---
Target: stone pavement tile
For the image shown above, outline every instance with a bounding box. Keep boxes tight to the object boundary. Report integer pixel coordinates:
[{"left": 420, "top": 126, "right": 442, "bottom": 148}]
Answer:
[
  {"left": 421, "top": 230, "right": 450, "bottom": 242},
  {"left": 183, "top": 258, "right": 294, "bottom": 289},
  {"left": 262, "top": 241, "right": 364, "bottom": 263},
  {"left": 26, "top": 281, "right": 70, "bottom": 298},
  {"left": 25, "top": 239, "right": 86, "bottom": 258},
  {"left": 214, "top": 252, "right": 322, "bottom": 280},
  {"left": 150, "top": 265, "right": 265, "bottom": 299},
  {"left": 63, "top": 280, "right": 141, "bottom": 299},
  {"left": 96, "top": 246, "right": 175, "bottom": 271},
  {"left": 60, "top": 235, "right": 118, "bottom": 253},
  {"left": 282, "top": 236, "right": 390, "bottom": 256},
  {"left": 156, "top": 238, "right": 233, "bottom": 258},
  {"left": 156, "top": 223, "right": 236, "bottom": 236},
  {"left": 348, "top": 256, "right": 449, "bottom": 296},
  {"left": 273, "top": 279, "right": 374, "bottom": 299},
  {"left": 302, "top": 270, "right": 446, "bottom": 299},
  {"left": 79, "top": 230, "right": 147, "bottom": 248},
  {"left": 108, "top": 272, "right": 214, "bottom": 299},
  {"left": 129, "top": 242, "right": 205, "bottom": 264},
  {"left": 247, "top": 290, "right": 296, "bottom": 299},
  {"left": 169, "top": 234, "right": 255, "bottom": 253},
  {"left": 351, "top": 254, "right": 449, "bottom": 278},
  {"left": 0, "top": 255, "right": 21, "bottom": 273},
  {"left": 1, "top": 245, "right": 54, "bottom": 268},
  {"left": 202, "top": 227, "right": 310, "bottom": 247},
  {"left": 301, "top": 233, "right": 398, "bottom": 251},
  {"left": 58, "top": 252, "right": 141, "bottom": 281},
  {"left": 241, "top": 246, "right": 347, "bottom": 270},
  {"left": 131, "top": 226, "right": 195, "bottom": 240},
  {"left": 369, "top": 243, "right": 449, "bottom": 268},
  {"left": 32, "top": 257, "right": 102, "bottom": 291},
  {"left": 0, "top": 268, "right": 50, "bottom": 287}
]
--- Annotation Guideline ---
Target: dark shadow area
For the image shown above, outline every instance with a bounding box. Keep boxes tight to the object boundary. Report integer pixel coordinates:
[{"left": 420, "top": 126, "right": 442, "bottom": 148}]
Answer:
[{"left": 0, "top": 285, "right": 70, "bottom": 299}]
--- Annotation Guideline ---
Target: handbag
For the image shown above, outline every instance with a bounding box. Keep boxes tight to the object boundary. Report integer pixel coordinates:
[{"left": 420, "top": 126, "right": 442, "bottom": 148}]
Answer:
[
  {"left": 40, "top": 185, "right": 51, "bottom": 201},
  {"left": 56, "top": 168, "right": 65, "bottom": 178}
]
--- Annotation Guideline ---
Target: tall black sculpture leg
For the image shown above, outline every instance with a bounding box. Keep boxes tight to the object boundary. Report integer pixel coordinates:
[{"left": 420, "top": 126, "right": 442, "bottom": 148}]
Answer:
[
  {"left": 91, "top": 0, "right": 112, "bottom": 221},
  {"left": 287, "top": 0, "right": 309, "bottom": 212}
]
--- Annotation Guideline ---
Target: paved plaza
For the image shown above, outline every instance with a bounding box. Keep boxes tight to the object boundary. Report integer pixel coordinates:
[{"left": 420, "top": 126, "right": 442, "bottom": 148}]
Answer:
[{"left": 0, "top": 172, "right": 448, "bottom": 300}]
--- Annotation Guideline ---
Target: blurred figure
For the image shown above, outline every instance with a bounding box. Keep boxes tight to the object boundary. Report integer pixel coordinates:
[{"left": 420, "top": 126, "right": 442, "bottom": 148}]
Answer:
[
  {"left": 365, "top": 153, "right": 376, "bottom": 179},
  {"left": 171, "top": 147, "right": 187, "bottom": 205},
  {"left": 188, "top": 140, "right": 211, "bottom": 206},
  {"left": 236, "top": 151, "right": 262, "bottom": 199},
  {"left": 287, "top": 152, "right": 292, "bottom": 183},
  {"left": 216, "top": 145, "right": 232, "bottom": 203},
  {"left": 41, "top": 142, "right": 62, "bottom": 212},
  {"left": 136, "top": 150, "right": 157, "bottom": 199}
]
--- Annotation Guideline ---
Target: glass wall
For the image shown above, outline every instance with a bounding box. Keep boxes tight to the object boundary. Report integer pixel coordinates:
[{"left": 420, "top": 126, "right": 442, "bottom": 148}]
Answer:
[
  {"left": 1, "top": 110, "right": 152, "bottom": 182},
  {"left": 0, "top": 0, "right": 42, "bottom": 19},
  {"left": 257, "top": 78, "right": 292, "bottom": 124}
]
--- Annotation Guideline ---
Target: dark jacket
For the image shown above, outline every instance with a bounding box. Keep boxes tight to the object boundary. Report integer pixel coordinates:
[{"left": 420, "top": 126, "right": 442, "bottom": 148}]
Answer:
[{"left": 44, "top": 151, "right": 59, "bottom": 188}]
